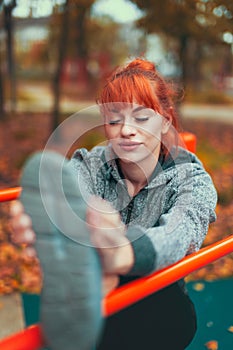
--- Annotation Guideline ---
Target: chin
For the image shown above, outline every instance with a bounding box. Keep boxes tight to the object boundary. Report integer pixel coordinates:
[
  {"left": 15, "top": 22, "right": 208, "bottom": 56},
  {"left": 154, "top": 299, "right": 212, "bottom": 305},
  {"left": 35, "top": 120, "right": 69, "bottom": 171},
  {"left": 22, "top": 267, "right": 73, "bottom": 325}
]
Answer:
[{"left": 118, "top": 153, "right": 149, "bottom": 165}]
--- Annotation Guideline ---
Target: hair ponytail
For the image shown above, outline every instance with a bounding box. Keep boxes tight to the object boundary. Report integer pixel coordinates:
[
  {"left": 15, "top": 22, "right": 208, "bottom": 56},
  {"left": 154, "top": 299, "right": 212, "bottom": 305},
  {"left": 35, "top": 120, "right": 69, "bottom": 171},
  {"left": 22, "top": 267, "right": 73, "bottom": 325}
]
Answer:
[{"left": 97, "top": 57, "right": 180, "bottom": 155}]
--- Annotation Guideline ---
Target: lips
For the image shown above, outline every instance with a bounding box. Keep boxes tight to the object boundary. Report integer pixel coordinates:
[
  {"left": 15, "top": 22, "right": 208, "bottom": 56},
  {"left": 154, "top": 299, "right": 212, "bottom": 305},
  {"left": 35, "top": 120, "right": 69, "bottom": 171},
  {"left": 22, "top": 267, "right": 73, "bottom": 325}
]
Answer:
[{"left": 118, "top": 142, "right": 142, "bottom": 151}]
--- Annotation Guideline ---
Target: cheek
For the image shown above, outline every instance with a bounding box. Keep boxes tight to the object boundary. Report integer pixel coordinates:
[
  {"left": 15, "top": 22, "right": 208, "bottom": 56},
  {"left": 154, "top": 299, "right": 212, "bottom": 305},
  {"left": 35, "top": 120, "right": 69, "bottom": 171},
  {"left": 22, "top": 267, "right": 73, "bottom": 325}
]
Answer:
[
  {"left": 143, "top": 121, "right": 163, "bottom": 140},
  {"left": 146, "top": 135, "right": 161, "bottom": 151},
  {"left": 104, "top": 125, "right": 121, "bottom": 141},
  {"left": 104, "top": 125, "right": 111, "bottom": 140},
  {"left": 153, "top": 119, "right": 164, "bottom": 137}
]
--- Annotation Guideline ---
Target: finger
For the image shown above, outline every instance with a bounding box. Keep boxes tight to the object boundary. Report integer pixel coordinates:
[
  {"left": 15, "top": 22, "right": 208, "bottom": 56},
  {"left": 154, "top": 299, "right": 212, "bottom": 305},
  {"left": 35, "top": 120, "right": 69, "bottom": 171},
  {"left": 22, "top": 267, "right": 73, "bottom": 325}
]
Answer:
[
  {"left": 86, "top": 202, "right": 101, "bottom": 227},
  {"left": 11, "top": 227, "right": 36, "bottom": 245},
  {"left": 11, "top": 212, "right": 32, "bottom": 231},
  {"left": 102, "top": 274, "right": 119, "bottom": 296},
  {"left": 9, "top": 200, "right": 24, "bottom": 217},
  {"left": 87, "top": 197, "right": 122, "bottom": 228},
  {"left": 90, "top": 227, "right": 128, "bottom": 249},
  {"left": 88, "top": 196, "right": 117, "bottom": 215},
  {"left": 20, "top": 246, "right": 38, "bottom": 259}
]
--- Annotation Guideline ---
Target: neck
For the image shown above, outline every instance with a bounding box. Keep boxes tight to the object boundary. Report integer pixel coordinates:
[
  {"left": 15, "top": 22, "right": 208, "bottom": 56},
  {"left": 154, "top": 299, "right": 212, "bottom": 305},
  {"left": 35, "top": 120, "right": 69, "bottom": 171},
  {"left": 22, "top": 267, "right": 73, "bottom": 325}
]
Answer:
[{"left": 119, "top": 154, "right": 159, "bottom": 196}]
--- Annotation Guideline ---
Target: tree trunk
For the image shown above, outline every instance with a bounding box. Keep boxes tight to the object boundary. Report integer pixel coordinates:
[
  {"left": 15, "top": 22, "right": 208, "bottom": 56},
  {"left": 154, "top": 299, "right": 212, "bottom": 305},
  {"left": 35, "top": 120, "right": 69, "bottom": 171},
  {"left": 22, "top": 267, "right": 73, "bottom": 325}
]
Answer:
[
  {"left": 51, "top": 0, "right": 70, "bottom": 134},
  {"left": 75, "top": 5, "right": 89, "bottom": 90},
  {"left": 190, "top": 40, "right": 203, "bottom": 91},
  {"left": 4, "top": 1, "right": 17, "bottom": 113},
  {"left": 0, "top": 50, "right": 5, "bottom": 120},
  {"left": 179, "top": 34, "right": 189, "bottom": 89},
  {"left": 0, "top": 75, "right": 5, "bottom": 119}
]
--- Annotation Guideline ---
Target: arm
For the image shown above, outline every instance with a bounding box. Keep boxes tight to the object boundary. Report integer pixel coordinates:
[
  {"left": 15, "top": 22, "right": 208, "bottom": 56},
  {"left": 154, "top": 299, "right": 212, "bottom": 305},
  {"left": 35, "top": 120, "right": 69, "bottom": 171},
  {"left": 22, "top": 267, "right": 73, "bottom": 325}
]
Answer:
[
  {"left": 126, "top": 164, "right": 218, "bottom": 276},
  {"left": 86, "top": 196, "right": 134, "bottom": 275},
  {"left": 87, "top": 163, "right": 217, "bottom": 278}
]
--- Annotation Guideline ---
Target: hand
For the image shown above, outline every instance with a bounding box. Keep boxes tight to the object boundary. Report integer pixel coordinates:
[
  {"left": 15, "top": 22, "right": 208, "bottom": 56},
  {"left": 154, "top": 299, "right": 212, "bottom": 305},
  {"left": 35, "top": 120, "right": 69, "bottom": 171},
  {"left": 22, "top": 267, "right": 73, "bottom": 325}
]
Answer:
[
  {"left": 102, "top": 274, "right": 119, "bottom": 297},
  {"left": 9, "top": 200, "right": 37, "bottom": 257},
  {"left": 86, "top": 196, "right": 134, "bottom": 275}
]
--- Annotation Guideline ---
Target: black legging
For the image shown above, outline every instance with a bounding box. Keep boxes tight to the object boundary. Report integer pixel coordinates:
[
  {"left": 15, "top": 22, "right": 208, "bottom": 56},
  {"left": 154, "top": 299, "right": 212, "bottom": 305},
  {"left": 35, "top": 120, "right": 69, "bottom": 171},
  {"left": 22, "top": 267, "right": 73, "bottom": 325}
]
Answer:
[{"left": 97, "top": 280, "right": 197, "bottom": 350}]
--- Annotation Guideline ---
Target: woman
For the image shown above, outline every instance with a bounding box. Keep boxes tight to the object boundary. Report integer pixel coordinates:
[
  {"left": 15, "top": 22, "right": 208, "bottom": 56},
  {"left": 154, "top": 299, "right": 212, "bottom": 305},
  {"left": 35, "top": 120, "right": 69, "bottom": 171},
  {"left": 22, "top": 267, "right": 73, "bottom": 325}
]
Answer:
[{"left": 11, "top": 58, "right": 217, "bottom": 350}]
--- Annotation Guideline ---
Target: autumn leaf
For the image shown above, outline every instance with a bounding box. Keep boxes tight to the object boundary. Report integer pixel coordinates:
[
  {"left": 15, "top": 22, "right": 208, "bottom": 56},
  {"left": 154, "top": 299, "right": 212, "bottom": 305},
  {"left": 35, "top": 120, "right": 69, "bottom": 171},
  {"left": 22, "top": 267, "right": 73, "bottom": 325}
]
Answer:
[
  {"left": 205, "top": 340, "right": 218, "bottom": 350},
  {"left": 192, "top": 282, "right": 205, "bottom": 291}
]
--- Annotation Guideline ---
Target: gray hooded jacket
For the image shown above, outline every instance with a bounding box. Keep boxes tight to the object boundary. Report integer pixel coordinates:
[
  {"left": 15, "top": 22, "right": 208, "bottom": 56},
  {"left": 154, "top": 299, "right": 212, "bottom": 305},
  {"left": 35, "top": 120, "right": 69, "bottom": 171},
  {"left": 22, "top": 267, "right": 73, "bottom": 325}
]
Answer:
[{"left": 70, "top": 145, "right": 217, "bottom": 278}]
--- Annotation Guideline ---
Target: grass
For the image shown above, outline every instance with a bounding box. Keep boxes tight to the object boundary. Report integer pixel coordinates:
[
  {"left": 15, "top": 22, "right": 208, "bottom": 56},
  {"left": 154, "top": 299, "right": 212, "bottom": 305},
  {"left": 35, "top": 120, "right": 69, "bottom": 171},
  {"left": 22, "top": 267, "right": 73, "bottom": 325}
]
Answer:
[
  {"left": 197, "top": 140, "right": 232, "bottom": 171},
  {"left": 184, "top": 88, "right": 233, "bottom": 105}
]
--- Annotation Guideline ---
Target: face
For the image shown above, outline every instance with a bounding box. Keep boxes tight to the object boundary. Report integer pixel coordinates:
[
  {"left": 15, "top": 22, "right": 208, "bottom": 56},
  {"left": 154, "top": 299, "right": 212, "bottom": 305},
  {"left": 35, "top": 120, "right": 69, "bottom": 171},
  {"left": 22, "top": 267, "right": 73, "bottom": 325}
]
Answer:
[{"left": 103, "top": 103, "right": 170, "bottom": 167}]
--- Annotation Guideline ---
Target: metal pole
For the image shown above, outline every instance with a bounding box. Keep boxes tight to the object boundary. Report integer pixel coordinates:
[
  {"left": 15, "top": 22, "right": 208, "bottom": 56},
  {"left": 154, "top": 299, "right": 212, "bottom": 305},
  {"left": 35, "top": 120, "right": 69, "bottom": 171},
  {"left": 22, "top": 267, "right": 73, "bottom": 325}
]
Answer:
[
  {"left": 103, "top": 235, "right": 233, "bottom": 316},
  {"left": 0, "top": 186, "right": 21, "bottom": 202}
]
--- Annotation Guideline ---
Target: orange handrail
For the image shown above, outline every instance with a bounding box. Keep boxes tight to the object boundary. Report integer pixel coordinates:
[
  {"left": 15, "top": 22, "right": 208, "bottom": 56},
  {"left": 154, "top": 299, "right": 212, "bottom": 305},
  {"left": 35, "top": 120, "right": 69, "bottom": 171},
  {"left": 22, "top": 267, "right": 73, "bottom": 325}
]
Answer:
[
  {"left": 103, "top": 235, "right": 233, "bottom": 316},
  {"left": 2, "top": 185, "right": 232, "bottom": 313},
  {"left": 0, "top": 184, "right": 232, "bottom": 315},
  {"left": 180, "top": 131, "right": 197, "bottom": 153},
  {"left": 0, "top": 325, "right": 43, "bottom": 350},
  {"left": 0, "top": 235, "right": 232, "bottom": 350},
  {"left": 0, "top": 186, "right": 22, "bottom": 202}
]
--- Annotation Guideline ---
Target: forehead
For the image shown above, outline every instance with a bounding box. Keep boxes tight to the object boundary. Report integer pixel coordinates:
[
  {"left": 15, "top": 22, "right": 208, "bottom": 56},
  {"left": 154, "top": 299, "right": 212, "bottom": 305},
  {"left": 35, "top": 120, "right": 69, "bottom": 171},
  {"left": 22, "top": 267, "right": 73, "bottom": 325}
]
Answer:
[{"left": 100, "top": 102, "right": 155, "bottom": 115}]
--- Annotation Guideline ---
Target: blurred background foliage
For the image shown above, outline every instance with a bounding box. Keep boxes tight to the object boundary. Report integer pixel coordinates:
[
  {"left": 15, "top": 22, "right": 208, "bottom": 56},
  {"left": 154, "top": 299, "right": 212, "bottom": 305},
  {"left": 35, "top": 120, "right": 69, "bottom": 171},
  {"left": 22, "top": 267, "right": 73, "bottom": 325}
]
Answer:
[{"left": 0, "top": 0, "right": 232, "bottom": 127}]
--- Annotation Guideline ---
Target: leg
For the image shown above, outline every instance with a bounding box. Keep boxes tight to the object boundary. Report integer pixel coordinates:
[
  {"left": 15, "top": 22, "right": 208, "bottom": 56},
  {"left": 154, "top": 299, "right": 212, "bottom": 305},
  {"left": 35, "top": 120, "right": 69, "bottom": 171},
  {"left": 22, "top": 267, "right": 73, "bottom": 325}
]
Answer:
[
  {"left": 97, "top": 281, "right": 197, "bottom": 350},
  {"left": 20, "top": 151, "right": 103, "bottom": 350}
]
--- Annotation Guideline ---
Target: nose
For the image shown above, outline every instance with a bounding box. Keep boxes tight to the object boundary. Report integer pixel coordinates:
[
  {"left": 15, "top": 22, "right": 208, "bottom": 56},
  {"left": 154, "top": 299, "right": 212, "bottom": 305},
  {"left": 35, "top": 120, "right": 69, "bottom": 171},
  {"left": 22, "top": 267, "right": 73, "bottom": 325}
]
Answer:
[{"left": 121, "top": 122, "right": 137, "bottom": 137}]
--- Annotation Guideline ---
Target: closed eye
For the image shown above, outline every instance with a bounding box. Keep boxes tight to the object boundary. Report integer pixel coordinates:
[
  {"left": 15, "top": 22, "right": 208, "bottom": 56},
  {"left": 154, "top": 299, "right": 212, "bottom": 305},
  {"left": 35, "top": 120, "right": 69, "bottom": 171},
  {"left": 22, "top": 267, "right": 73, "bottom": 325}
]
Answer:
[
  {"left": 108, "top": 120, "right": 122, "bottom": 125},
  {"left": 105, "top": 114, "right": 123, "bottom": 125},
  {"left": 135, "top": 117, "right": 149, "bottom": 122}
]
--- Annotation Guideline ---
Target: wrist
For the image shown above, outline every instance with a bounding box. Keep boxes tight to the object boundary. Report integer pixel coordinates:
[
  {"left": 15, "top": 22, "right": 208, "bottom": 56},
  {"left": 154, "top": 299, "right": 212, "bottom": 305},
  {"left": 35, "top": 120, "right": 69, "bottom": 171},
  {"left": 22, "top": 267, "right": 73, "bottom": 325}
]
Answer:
[{"left": 115, "top": 241, "right": 135, "bottom": 275}]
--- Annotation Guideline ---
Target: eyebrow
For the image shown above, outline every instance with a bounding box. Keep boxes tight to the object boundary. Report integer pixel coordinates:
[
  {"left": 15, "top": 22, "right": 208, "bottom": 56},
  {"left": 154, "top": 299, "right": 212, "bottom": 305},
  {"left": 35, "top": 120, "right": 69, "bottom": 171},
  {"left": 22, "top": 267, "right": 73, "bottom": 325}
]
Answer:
[
  {"left": 108, "top": 105, "right": 146, "bottom": 115},
  {"left": 109, "top": 108, "right": 120, "bottom": 114},
  {"left": 132, "top": 106, "right": 146, "bottom": 114}
]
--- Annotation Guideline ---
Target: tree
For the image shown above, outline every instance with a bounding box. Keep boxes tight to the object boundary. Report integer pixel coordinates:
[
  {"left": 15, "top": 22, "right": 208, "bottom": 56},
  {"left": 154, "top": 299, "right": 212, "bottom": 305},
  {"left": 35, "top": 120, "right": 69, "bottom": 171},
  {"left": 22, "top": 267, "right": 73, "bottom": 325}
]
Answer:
[
  {"left": 0, "top": 0, "right": 5, "bottom": 119},
  {"left": 87, "top": 16, "right": 131, "bottom": 74},
  {"left": 2, "top": 0, "right": 17, "bottom": 113},
  {"left": 130, "top": 0, "right": 233, "bottom": 87},
  {"left": 50, "top": 0, "right": 95, "bottom": 132},
  {"left": 71, "top": 0, "right": 95, "bottom": 88},
  {"left": 51, "top": 0, "right": 70, "bottom": 134}
]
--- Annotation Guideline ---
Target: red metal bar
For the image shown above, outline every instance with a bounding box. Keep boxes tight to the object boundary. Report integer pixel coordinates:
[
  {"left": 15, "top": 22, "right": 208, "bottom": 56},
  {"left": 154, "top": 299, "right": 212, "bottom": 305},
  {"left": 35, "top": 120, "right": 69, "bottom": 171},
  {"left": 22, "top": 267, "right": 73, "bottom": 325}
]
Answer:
[
  {"left": 180, "top": 131, "right": 197, "bottom": 153},
  {"left": 0, "top": 238, "right": 231, "bottom": 350},
  {"left": 103, "top": 235, "right": 233, "bottom": 316},
  {"left": 0, "top": 325, "right": 44, "bottom": 350},
  {"left": 1, "top": 185, "right": 230, "bottom": 316},
  {"left": 0, "top": 187, "right": 21, "bottom": 202},
  {"left": 0, "top": 235, "right": 232, "bottom": 350}
]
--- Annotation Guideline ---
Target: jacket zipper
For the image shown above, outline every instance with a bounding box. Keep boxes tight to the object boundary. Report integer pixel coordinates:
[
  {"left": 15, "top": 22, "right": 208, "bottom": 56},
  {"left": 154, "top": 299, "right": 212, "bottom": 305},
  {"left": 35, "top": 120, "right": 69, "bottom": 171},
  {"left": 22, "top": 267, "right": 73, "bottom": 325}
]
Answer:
[{"left": 125, "top": 197, "right": 135, "bottom": 225}]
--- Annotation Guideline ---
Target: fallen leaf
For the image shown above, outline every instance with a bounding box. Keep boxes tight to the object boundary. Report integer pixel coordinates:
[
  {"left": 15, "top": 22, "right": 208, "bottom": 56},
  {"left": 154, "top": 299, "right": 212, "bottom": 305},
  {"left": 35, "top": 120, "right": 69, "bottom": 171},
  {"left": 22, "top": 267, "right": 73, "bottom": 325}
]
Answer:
[
  {"left": 193, "top": 282, "right": 205, "bottom": 291},
  {"left": 205, "top": 340, "right": 218, "bottom": 350}
]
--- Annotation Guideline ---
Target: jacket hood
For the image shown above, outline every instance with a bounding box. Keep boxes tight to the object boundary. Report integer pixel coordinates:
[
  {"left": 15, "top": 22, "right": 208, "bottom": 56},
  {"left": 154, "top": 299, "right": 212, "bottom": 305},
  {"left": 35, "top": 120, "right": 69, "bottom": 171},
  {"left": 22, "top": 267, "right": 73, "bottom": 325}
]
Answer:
[{"left": 72, "top": 144, "right": 203, "bottom": 193}]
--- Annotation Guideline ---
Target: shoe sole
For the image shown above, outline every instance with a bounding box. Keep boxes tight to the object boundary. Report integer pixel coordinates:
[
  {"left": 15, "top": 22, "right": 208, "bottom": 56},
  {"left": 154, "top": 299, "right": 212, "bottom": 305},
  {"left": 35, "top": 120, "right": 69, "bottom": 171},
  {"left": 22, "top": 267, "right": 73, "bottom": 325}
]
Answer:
[{"left": 20, "top": 151, "right": 102, "bottom": 350}]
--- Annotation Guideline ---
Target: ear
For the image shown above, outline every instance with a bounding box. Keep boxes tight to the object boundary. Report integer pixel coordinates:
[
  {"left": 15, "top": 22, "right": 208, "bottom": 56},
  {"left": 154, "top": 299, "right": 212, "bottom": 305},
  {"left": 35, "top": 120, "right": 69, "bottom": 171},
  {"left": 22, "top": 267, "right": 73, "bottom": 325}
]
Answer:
[{"left": 161, "top": 117, "right": 171, "bottom": 134}]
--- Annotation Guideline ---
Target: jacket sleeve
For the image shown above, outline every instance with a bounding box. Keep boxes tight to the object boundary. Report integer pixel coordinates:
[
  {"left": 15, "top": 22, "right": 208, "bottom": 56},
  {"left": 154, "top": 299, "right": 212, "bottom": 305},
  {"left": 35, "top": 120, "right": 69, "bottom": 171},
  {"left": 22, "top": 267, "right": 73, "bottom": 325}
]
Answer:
[
  {"left": 70, "top": 148, "right": 97, "bottom": 197},
  {"left": 125, "top": 163, "right": 218, "bottom": 276}
]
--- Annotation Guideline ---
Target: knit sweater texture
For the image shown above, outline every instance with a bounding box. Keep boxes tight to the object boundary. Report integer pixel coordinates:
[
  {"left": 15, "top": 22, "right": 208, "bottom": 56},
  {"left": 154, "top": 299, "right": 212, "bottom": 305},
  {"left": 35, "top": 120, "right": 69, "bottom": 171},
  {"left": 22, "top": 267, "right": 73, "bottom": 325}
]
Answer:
[{"left": 70, "top": 145, "right": 217, "bottom": 277}]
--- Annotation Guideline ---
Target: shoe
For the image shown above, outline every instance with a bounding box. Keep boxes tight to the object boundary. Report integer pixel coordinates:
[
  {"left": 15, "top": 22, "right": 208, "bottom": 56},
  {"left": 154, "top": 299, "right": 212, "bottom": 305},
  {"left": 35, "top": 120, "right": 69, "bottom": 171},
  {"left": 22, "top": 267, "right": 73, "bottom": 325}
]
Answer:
[{"left": 20, "top": 151, "right": 103, "bottom": 350}]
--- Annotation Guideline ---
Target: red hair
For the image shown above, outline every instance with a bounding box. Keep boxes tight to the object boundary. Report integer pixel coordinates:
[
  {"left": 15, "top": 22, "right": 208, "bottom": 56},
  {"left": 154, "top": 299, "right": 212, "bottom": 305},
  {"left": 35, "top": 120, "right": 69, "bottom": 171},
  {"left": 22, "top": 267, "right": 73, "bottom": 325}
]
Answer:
[{"left": 96, "top": 58, "right": 179, "bottom": 130}]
